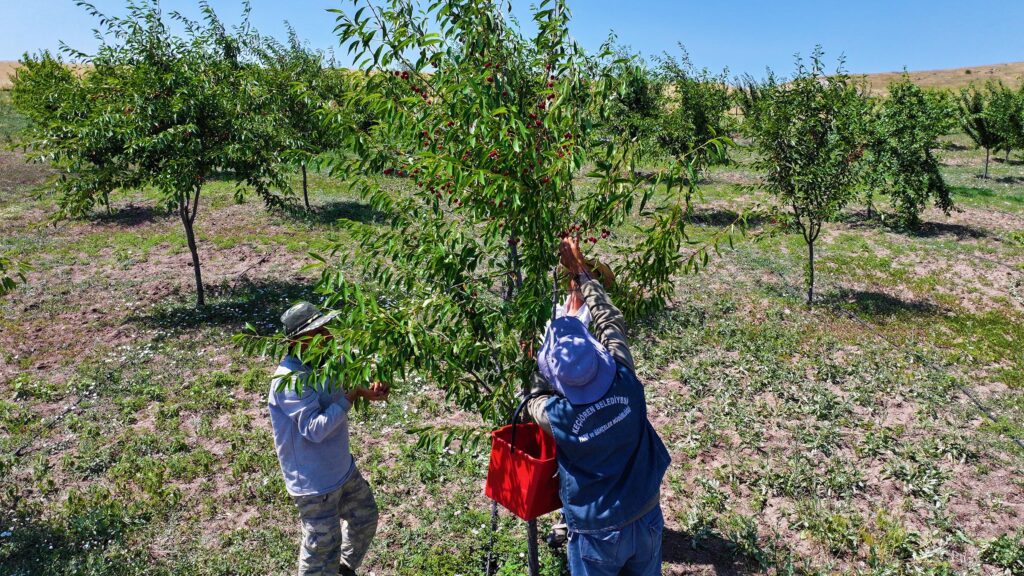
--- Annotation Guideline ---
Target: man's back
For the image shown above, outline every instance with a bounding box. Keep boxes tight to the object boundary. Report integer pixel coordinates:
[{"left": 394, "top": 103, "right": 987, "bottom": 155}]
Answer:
[{"left": 268, "top": 355, "right": 354, "bottom": 497}]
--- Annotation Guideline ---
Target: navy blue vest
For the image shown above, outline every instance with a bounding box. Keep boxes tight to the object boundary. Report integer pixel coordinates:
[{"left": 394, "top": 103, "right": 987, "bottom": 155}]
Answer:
[{"left": 545, "top": 363, "right": 671, "bottom": 533}]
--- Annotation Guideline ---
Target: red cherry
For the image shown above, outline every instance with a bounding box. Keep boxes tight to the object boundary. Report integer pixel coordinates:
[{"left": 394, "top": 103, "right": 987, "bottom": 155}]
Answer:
[
  {"left": 601, "top": 229, "right": 610, "bottom": 239},
  {"left": 486, "top": 76, "right": 494, "bottom": 83},
  {"left": 588, "top": 236, "right": 598, "bottom": 244}
]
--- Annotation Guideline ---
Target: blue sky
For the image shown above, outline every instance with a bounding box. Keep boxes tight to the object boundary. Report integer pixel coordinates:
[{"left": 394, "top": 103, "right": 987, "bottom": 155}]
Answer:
[{"left": 3, "top": 0, "right": 1023, "bottom": 78}]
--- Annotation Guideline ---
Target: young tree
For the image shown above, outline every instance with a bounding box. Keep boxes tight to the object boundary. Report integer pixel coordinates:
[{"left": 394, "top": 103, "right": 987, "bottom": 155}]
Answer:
[
  {"left": 959, "top": 84, "right": 1003, "bottom": 179},
  {"left": 12, "top": 1, "right": 290, "bottom": 306},
  {"left": 736, "top": 72, "right": 768, "bottom": 123},
  {"left": 257, "top": 27, "right": 359, "bottom": 210},
  {"left": 239, "top": 0, "right": 729, "bottom": 427},
  {"left": 603, "top": 45, "right": 663, "bottom": 161},
  {"left": 864, "top": 76, "right": 953, "bottom": 228},
  {"left": 655, "top": 46, "right": 732, "bottom": 164},
  {"left": 745, "top": 49, "right": 870, "bottom": 305},
  {"left": 987, "top": 81, "right": 1024, "bottom": 163},
  {"left": 922, "top": 88, "right": 960, "bottom": 137}
]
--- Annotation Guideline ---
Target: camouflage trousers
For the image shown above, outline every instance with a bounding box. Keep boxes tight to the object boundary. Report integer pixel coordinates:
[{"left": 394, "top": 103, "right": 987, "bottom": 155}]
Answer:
[{"left": 293, "top": 467, "right": 379, "bottom": 576}]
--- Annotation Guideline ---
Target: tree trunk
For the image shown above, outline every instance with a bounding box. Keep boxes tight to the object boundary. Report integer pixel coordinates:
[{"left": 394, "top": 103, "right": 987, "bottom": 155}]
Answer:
[
  {"left": 179, "top": 190, "right": 205, "bottom": 307},
  {"left": 806, "top": 239, "right": 815, "bottom": 306},
  {"left": 985, "top": 148, "right": 990, "bottom": 179},
  {"left": 526, "top": 519, "right": 540, "bottom": 576},
  {"left": 302, "top": 163, "right": 310, "bottom": 211}
]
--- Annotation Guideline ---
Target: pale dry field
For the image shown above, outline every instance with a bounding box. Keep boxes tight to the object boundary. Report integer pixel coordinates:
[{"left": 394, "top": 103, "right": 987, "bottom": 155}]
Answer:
[
  {"left": 0, "top": 61, "right": 19, "bottom": 89},
  {"left": 857, "top": 61, "right": 1024, "bottom": 94}
]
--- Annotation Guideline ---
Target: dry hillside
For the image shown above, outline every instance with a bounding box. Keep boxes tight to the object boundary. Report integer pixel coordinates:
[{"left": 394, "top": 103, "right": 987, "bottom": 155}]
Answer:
[
  {"left": 0, "top": 61, "right": 19, "bottom": 89},
  {"left": 856, "top": 61, "right": 1024, "bottom": 94},
  {"left": 0, "top": 60, "right": 91, "bottom": 89}
]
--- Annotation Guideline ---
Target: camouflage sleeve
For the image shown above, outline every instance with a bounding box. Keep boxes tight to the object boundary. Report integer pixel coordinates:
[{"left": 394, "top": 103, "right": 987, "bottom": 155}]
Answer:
[{"left": 579, "top": 278, "right": 635, "bottom": 372}]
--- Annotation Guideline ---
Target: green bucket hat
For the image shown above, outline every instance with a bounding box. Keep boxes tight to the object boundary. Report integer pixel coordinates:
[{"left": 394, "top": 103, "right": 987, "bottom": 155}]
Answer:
[{"left": 281, "top": 301, "right": 339, "bottom": 338}]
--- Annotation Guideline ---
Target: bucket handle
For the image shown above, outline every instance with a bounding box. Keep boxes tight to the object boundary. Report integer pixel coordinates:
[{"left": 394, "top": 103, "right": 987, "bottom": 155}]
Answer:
[
  {"left": 505, "top": 266, "right": 563, "bottom": 454},
  {"left": 508, "top": 391, "right": 549, "bottom": 456}
]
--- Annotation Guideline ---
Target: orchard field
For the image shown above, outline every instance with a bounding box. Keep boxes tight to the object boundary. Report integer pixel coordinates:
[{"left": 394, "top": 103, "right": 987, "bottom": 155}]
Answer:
[
  {"left": 2, "top": 86, "right": 1024, "bottom": 574},
  {"left": 2, "top": 1, "right": 1024, "bottom": 575}
]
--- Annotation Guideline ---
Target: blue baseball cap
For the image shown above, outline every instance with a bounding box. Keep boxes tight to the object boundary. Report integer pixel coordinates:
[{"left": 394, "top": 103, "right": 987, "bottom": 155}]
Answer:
[{"left": 537, "top": 316, "right": 616, "bottom": 405}]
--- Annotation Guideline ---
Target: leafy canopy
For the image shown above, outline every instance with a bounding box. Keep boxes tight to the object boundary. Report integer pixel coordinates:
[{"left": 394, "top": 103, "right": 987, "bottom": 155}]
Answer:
[
  {"left": 745, "top": 49, "right": 871, "bottom": 303},
  {"left": 12, "top": 0, "right": 297, "bottom": 306},
  {"left": 864, "top": 77, "right": 953, "bottom": 228},
  {"left": 237, "top": 0, "right": 731, "bottom": 429},
  {"left": 14, "top": 1, "right": 292, "bottom": 218},
  {"left": 655, "top": 45, "right": 732, "bottom": 164}
]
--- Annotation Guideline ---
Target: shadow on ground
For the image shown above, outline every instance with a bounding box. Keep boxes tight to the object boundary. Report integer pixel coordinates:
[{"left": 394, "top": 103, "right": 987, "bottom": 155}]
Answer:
[
  {"left": 840, "top": 210, "right": 991, "bottom": 240},
  {"left": 823, "top": 288, "right": 942, "bottom": 319},
  {"left": 282, "top": 199, "right": 387, "bottom": 226},
  {"left": 992, "top": 156, "right": 1024, "bottom": 166},
  {"left": 129, "top": 278, "right": 315, "bottom": 332},
  {"left": 688, "top": 207, "right": 768, "bottom": 228},
  {"left": 662, "top": 529, "right": 755, "bottom": 575},
  {"left": 87, "top": 203, "right": 169, "bottom": 227},
  {"left": 0, "top": 488, "right": 153, "bottom": 576},
  {"left": 911, "top": 221, "right": 990, "bottom": 240}
]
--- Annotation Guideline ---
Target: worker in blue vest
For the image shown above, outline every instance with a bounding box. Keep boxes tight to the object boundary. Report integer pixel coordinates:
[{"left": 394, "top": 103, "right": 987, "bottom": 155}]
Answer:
[{"left": 523, "top": 236, "right": 671, "bottom": 575}]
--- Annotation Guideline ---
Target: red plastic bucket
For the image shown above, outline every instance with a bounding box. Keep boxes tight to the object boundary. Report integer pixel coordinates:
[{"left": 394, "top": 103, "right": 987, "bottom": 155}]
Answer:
[{"left": 485, "top": 422, "right": 561, "bottom": 521}]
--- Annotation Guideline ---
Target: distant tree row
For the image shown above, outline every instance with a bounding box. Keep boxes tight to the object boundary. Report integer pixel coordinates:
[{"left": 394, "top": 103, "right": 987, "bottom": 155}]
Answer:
[
  {"left": 11, "top": 2, "right": 369, "bottom": 306},
  {"left": 740, "top": 51, "right": 955, "bottom": 304},
  {"left": 8, "top": 0, "right": 1010, "bottom": 316},
  {"left": 959, "top": 81, "right": 1024, "bottom": 178},
  {"left": 604, "top": 44, "right": 731, "bottom": 166}
]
